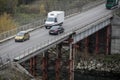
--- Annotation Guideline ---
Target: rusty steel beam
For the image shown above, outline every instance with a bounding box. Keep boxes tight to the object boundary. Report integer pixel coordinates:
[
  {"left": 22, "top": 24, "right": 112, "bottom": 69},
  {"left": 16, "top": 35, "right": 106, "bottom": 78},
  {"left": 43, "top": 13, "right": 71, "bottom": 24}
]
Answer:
[
  {"left": 85, "top": 37, "right": 89, "bottom": 51},
  {"left": 55, "top": 59, "right": 60, "bottom": 80},
  {"left": 29, "top": 56, "right": 37, "bottom": 76},
  {"left": 42, "top": 52, "right": 48, "bottom": 80},
  {"left": 106, "top": 25, "right": 111, "bottom": 55},
  {"left": 68, "top": 43, "right": 75, "bottom": 80},
  {"left": 95, "top": 31, "right": 99, "bottom": 54},
  {"left": 55, "top": 44, "right": 62, "bottom": 80},
  {"left": 30, "top": 58, "right": 33, "bottom": 75},
  {"left": 85, "top": 37, "right": 89, "bottom": 55},
  {"left": 33, "top": 56, "right": 37, "bottom": 76}
]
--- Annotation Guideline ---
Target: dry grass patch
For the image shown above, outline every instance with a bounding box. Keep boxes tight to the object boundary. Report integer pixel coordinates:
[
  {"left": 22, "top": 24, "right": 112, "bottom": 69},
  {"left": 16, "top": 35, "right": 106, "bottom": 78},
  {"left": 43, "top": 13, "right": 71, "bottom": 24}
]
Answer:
[{"left": 0, "top": 13, "right": 17, "bottom": 33}]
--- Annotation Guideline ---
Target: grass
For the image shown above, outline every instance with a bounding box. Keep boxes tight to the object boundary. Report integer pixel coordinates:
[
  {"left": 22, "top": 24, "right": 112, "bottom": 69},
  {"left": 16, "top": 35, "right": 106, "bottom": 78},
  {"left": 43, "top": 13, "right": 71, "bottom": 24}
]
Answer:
[
  {"left": 14, "top": 13, "right": 43, "bottom": 25},
  {"left": 0, "top": 13, "right": 17, "bottom": 33}
]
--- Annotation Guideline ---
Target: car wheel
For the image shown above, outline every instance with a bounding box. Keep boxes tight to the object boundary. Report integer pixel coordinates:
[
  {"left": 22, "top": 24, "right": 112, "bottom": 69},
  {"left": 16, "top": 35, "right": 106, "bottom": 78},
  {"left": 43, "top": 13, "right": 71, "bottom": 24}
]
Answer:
[
  {"left": 28, "top": 37, "right": 30, "bottom": 40},
  {"left": 57, "top": 31, "right": 60, "bottom": 35},
  {"left": 15, "top": 40, "right": 17, "bottom": 42},
  {"left": 22, "top": 39, "right": 24, "bottom": 42},
  {"left": 45, "top": 26, "right": 48, "bottom": 29},
  {"left": 62, "top": 30, "right": 64, "bottom": 33}
]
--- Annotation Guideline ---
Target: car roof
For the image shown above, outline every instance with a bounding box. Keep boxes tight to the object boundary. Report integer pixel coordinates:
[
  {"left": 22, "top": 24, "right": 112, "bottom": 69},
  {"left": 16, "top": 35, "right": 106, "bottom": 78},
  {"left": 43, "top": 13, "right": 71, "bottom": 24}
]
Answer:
[
  {"left": 18, "top": 31, "right": 28, "bottom": 34},
  {"left": 51, "top": 26, "right": 60, "bottom": 30}
]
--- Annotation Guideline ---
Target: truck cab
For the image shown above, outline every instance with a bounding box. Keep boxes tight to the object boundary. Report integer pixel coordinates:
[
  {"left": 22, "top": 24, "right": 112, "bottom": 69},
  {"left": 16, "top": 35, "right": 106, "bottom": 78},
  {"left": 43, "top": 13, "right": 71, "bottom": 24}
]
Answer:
[
  {"left": 106, "top": 0, "right": 119, "bottom": 9},
  {"left": 45, "top": 11, "right": 64, "bottom": 29}
]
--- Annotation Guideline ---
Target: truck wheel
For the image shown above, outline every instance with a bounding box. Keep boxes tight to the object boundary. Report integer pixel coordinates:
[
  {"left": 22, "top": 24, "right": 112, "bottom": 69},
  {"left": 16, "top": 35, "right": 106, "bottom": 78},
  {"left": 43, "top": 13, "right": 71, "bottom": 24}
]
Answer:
[
  {"left": 60, "top": 22, "right": 63, "bottom": 26},
  {"left": 45, "top": 26, "right": 47, "bottom": 29}
]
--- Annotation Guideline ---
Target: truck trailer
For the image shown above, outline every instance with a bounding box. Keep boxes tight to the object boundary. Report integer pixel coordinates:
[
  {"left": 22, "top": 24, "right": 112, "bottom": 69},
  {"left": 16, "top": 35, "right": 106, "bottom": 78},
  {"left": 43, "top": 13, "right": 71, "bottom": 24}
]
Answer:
[
  {"left": 45, "top": 11, "right": 64, "bottom": 29},
  {"left": 106, "top": 0, "right": 119, "bottom": 9}
]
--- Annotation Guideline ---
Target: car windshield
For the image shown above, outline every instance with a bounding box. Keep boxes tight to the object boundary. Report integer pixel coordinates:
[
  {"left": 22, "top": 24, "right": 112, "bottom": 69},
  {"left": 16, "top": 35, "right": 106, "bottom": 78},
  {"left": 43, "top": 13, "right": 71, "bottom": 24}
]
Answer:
[
  {"left": 16, "top": 32, "right": 24, "bottom": 36},
  {"left": 51, "top": 26, "right": 59, "bottom": 30},
  {"left": 46, "top": 17, "right": 55, "bottom": 22}
]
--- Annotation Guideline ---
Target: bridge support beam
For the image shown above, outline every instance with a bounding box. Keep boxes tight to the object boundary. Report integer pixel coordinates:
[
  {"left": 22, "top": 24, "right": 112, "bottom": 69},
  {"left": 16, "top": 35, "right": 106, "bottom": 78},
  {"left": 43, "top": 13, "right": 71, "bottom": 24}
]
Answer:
[
  {"left": 55, "top": 44, "right": 62, "bottom": 80},
  {"left": 84, "top": 37, "right": 89, "bottom": 59},
  {"left": 33, "top": 56, "right": 37, "bottom": 76},
  {"left": 106, "top": 24, "right": 111, "bottom": 55},
  {"left": 29, "top": 56, "right": 37, "bottom": 76},
  {"left": 95, "top": 31, "right": 99, "bottom": 54},
  {"left": 69, "top": 42, "right": 75, "bottom": 80},
  {"left": 42, "top": 51, "right": 49, "bottom": 80}
]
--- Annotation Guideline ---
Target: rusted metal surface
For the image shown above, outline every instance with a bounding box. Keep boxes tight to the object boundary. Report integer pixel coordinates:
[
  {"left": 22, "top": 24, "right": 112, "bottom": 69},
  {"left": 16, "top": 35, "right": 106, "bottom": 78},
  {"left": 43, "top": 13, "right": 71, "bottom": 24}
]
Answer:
[
  {"left": 55, "top": 44, "right": 62, "bottom": 80},
  {"left": 106, "top": 24, "right": 112, "bottom": 55},
  {"left": 42, "top": 52, "right": 48, "bottom": 80},
  {"left": 95, "top": 31, "right": 99, "bottom": 54}
]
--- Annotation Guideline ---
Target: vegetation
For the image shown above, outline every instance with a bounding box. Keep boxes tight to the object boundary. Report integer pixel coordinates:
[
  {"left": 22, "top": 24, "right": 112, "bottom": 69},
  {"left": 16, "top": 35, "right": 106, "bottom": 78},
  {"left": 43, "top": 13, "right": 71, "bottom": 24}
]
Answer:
[
  {"left": 0, "top": 0, "right": 18, "bottom": 14},
  {"left": 0, "top": 13, "right": 17, "bottom": 33},
  {"left": 2, "top": 0, "right": 119, "bottom": 33},
  {"left": 0, "top": 0, "right": 36, "bottom": 14},
  {"left": 103, "top": 54, "right": 120, "bottom": 63},
  {"left": 0, "top": 63, "right": 32, "bottom": 80},
  {"left": 0, "top": 0, "right": 38, "bottom": 33}
]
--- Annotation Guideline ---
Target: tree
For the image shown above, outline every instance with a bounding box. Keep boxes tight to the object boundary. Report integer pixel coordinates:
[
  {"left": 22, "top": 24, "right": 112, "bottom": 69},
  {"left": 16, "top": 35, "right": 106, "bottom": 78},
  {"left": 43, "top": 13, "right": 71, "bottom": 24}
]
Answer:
[
  {"left": 18, "top": 0, "right": 35, "bottom": 5},
  {"left": 0, "top": 0, "right": 18, "bottom": 14}
]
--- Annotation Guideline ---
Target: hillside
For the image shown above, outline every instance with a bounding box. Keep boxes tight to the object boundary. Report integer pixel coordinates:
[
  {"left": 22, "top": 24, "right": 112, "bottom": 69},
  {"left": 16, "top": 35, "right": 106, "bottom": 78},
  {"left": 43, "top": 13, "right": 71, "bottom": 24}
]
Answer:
[{"left": 0, "top": 62, "right": 33, "bottom": 80}]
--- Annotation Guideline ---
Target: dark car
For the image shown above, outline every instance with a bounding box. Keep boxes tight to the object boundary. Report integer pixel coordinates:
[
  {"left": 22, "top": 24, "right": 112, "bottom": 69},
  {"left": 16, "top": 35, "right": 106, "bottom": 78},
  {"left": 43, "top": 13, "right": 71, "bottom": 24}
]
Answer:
[
  {"left": 15, "top": 31, "right": 30, "bottom": 42},
  {"left": 49, "top": 26, "right": 64, "bottom": 35}
]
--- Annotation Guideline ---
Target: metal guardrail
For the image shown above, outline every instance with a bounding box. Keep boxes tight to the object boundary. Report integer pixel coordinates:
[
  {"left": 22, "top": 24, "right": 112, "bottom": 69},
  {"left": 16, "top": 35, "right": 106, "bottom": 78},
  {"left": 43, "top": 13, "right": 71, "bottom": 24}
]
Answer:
[
  {"left": 0, "top": 19, "right": 45, "bottom": 42},
  {"left": 0, "top": 0, "right": 105, "bottom": 42}
]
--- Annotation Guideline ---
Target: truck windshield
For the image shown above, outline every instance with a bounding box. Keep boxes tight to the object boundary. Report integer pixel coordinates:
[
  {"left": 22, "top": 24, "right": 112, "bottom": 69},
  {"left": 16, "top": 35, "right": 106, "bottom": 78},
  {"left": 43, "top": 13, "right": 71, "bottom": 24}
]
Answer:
[
  {"left": 46, "top": 18, "right": 55, "bottom": 22},
  {"left": 107, "top": 0, "right": 114, "bottom": 4}
]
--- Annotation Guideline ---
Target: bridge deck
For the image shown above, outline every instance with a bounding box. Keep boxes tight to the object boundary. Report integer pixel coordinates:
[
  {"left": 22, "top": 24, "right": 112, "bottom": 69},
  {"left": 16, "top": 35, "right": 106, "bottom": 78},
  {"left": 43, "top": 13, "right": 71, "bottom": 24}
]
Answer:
[{"left": 0, "top": 4, "right": 112, "bottom": 63}]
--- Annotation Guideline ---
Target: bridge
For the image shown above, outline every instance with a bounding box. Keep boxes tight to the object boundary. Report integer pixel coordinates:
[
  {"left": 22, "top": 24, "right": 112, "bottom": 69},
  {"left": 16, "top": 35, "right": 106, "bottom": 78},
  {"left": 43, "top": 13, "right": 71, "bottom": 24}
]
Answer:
[{"left": 0, "top": 3, "right": 113, "bottom": 80}]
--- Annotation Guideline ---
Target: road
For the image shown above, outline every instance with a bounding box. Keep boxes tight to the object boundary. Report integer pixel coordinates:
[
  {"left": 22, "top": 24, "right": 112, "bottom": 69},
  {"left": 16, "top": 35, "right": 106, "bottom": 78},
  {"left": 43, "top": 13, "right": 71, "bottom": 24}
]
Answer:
[{"left": 0, "top": 4, "right": 112, "bottom": 62}]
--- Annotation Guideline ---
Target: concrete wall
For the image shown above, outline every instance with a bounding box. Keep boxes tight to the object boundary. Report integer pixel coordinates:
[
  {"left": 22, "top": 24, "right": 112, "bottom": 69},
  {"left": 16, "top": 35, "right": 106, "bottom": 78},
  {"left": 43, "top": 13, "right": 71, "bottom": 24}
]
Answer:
[{"left": 111, "top": 15, "right": 120, "bottom": 54}]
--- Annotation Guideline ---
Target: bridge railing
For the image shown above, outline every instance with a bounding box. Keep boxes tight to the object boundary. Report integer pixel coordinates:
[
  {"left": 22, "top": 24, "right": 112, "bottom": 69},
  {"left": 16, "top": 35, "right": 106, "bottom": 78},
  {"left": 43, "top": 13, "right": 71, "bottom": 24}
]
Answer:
[
  {"left": 0, "top": 19, "right": 45, "bottom": 42},
  {"left": 0, "top": 0, "right": 105, "bottom": 42}
]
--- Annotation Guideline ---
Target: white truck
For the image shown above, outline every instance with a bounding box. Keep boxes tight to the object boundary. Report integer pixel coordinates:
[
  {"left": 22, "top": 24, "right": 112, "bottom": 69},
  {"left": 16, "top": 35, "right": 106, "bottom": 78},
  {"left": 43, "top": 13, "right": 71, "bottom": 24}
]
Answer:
[{"left": 45, "top": 11, "right": 64, "bottom": 29}]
